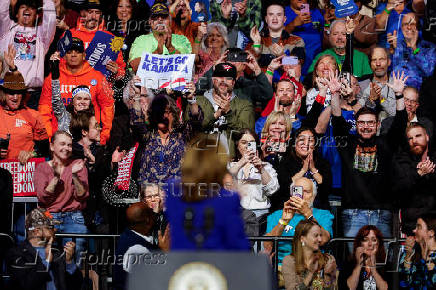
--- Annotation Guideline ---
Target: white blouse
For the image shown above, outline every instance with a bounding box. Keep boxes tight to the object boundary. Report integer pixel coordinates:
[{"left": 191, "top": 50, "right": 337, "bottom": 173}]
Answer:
[{"left": 228, "top": 161, "right": 279, "bottom": 210}]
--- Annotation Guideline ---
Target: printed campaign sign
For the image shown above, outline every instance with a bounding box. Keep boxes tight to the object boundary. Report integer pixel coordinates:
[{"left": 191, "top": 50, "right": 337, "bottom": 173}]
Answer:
[
  {"left": 136, "top": 53, "right": 195, "bottom": 91},
  {"left": 0, "top": 158, "right": 45, "bottom": 197},
  {"left": 86, "top": 31, "right": 124, "bottom": 77},
  {"left": 330, "top": 0, "right": 359, "bottom": 18},
  {"left": 58, "top": 30, "right": 73, "bottom": 57}
]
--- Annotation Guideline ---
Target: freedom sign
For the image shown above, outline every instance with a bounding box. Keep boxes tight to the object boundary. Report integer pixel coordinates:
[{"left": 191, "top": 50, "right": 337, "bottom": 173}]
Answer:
[
  {"left": 331, "top": 0, "right": 359, "bottom": 18},
  {"left": 86, "top": 31, "right": 124, "bottom": 77},
  {"left": 0, "top": 158, "right": 45, "bottom": 197},
  {"left": 136, "top": 53, "right": 195, "bottom": 91}
]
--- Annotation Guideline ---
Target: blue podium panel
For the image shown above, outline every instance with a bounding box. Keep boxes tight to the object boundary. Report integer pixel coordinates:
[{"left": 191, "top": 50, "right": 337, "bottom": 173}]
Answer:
[{"left": 128, "top": 251, "right": 275, "bottom": 290}]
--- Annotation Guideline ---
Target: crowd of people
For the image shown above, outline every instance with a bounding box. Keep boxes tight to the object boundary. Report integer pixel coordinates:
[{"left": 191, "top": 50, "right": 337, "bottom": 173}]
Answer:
[{"left": 0, "top": 0, "right": 435, "bottom": 289}]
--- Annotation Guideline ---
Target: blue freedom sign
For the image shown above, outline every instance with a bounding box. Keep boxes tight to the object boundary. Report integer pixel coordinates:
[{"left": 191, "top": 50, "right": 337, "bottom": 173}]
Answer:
[
  {"left": 57, "top": 30, "right": 73, "bottom": 57},
  {"left": 331, "top": 0, "right": 359, "bottom": 18},
  {"left": 85, "top": 31, "right": 124, "bottom": 77}
]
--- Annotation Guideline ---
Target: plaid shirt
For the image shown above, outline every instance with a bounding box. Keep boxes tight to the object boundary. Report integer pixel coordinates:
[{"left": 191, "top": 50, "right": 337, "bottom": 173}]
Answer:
[
  {"left": 392, "top": 39, "right": 436, "bottom": 89},
  {"left": 210, "top": 0, "right": 262, "bottom": 37}
]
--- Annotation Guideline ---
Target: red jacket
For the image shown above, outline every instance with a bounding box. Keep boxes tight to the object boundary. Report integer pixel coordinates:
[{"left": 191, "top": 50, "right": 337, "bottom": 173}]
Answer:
[
  {"left": 38, "top": 60, "right": 114, "bottom": 144},
  {"left": 70, "top": 20, "right": 126, "bottom": 80}
]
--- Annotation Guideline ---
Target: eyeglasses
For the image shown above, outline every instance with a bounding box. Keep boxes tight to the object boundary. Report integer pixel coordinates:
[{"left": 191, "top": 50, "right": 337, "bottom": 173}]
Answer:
[
  {"left": 357, "top": 120, "right": 377, "bottom": 127},
  {"left": 404, "top": 98, "right": 418, "bottom": 104},
  {"left": 144, "top": 194, "right": 160, "bottom": 200}
]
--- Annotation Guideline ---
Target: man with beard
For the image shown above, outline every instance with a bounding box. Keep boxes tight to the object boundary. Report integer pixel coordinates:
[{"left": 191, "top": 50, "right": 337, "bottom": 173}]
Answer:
[
  {"left": 129, "top": 2, "right": 192, "bottom": 72},
  {"left": 6, "top": 208, "right": 83, "bottom": 290},
  {"left": 381, "top": 86, "right": 434, "bottom": 143},
  {"left": 392, "top": 123, "right": 436, "bottom": 235},
  {"left": 308, "top": 20, "right": 372, "bottom": 79},
  {"left": 70, "top": 0, "right": 126, "bottom": 81},
  {"left": 331, "top": 70, "right": 408, "bottom": 240},
  {"left": 193, "top": 62, "right": 254, "bottom": 156},
  {"left": 358, "top": 47, "right": 397, "bottom": 118}
]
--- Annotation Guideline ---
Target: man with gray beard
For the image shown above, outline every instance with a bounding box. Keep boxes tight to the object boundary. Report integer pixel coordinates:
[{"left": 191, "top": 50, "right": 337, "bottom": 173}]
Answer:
[
  {"left": 393, "top": 123, "right": 436, "bottom": 235},
  {"left": 358, "top": 47, "right": 398, "bottom": 119},
  {"left": 190, "top": 62, "right": 254, "bottom": 156}
]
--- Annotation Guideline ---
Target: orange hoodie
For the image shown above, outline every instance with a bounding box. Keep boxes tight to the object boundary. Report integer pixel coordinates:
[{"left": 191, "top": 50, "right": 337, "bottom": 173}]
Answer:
[
  {"left": 38, "top": 60, "right": 114, "bottom": 144},
  {"left": 70, "top": 20, "right": 126, "bottom": 79}
]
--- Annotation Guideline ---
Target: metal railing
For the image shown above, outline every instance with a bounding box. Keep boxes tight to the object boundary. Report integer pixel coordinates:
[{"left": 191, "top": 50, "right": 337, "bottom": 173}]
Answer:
[{"left": 1, "top": 233, "right": 408, "bottom": 290}]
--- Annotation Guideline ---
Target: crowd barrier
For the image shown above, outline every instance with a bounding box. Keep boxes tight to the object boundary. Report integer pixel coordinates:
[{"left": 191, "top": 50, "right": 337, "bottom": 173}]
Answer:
[{"left": 0, "top": 233, "right": 407, "bottom": 290}]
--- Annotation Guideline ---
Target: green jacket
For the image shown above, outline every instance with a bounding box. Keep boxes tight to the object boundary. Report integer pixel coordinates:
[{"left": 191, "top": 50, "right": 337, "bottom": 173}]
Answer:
[
  {"left": 191, "top": 90, "right": 255, "bottom": 157},
  {"left": 197, "top": 68, "right": 274, "bottom": 105}
]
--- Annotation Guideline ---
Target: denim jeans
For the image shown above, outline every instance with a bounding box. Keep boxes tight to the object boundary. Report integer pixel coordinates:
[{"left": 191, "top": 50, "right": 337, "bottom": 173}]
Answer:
[
  {"left": 342, "top": 209, "right": 393, "bottom": 238},
  {"left": 51, "top": 211, "right": 88, "bottom": 265},
  {"left": 342, "top": 209, "right": 392, "bottom": 253}
]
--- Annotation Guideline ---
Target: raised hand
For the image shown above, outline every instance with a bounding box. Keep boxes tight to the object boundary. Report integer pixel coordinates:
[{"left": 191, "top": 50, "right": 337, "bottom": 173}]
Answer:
[
  {"left": 250, "top": 26, "right": 261, "bottom": 44},
  {"left": 270, "top": 43, "right": 285, "bottom": 57},
  {"left": 184, "top": 82, "right": 196, "bottom": 99},
  {"left": 213, "top": 50, "right": 228, "bottom": 67},
  {"left": 345, "top": 16, "right": 356, "bottom": 34},
  {"left": 355, "top": 246, "right": 365, "bottom": 265},
  {"left": 234, "top": 0, "right": 247, "bottom": 17},
  {"left": 308, "top": 152, "right": 317, "bottom": 172},
  {"left": 83, "top": 144, "right": 96, "bottom": 164},
  {"left": 290, "top": 195, "right": 312, "bottom": 218},
  {"left": 340, "top": 77, "right": 353, "bottom": 97},
  {"left": 64, "top": 241, "right": 75, "bottom": 264},
  {"left": 387, "top": 71, "right": 408, "bottom": 95},
  {"left": 369, "top": 82, "right": 382, "bottom": 102},
  {"left": 267, "top": 55, "right": 284, "bottom": 72},
  {"left": 315, "top": 77, "right": 329, "bottom": 94},
  {"left": 158, "top": 225, "right": 170, "bottom": 251},
  {"left": 281, "top": 199, "right": 295, "bottom": 223},
  {"left": 111, "top": 146, "right": 126, "bottom": 163},
  {"left": 196, "top": 22, "right": 207, "bottom": 42},
  {"left": 71, "top": 159, "right": 85, "bottom": 174},
  {"left": 417, "top": 158, "right": 436, "bottom": 176},
  {"left": 45, "top": 236, "right": 54, "bottom": 263},
  {"left": 18, "top": 151, "right": 33, "bottom": 165},
  {"left": 4, "top": 44, "right": 16, "bottom": 70},
  {"left": 308, "top": 255, "right": 320, "bottom": 274},
  {"left": 246, "top": 51, "right": 261, "bottom": 75},
  {"left": 52, "top": 160, "right": 63, "bottom": 177},
  {"left": 327, "top": 70, "right": 341, "bottom": 95},
  {"left": 387, "top": 30, "right": 398, "bottom": 49},
  {"left": 404, "top": 236, "right": 416, "bottom": 260},
  {"left": 221, "top": 0, "right": 232, "bottom": 19},
  {"left": 289, "top": 96, "right": 301, "bottom": 116},
  {"left": 106, "top": 60, "right": 119, "bottom": 75}
]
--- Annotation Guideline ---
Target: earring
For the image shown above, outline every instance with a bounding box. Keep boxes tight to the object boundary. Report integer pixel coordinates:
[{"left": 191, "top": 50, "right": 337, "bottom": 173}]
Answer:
[{"left": 302, "top": 241, "right": 305, "bottom": 247}]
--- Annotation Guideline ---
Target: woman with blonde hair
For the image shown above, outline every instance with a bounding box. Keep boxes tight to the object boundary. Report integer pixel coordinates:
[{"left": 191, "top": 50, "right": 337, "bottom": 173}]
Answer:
[
  {"left": 165, "top": 136, "right": 250, "bottom": 250},
  {"left": 282, "top": 219, "right": 337, "bottom": 289}
]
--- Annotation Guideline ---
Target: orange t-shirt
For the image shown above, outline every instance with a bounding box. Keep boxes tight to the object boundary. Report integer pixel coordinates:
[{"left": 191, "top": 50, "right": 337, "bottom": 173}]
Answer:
[{"left": 0, "top": 106, "right": 48, "bottom": 159}]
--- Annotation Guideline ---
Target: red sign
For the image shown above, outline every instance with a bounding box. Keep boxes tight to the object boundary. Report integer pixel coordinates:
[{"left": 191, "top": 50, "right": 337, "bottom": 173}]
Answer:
[{"left": 0, "top": 158, "right": 45, "bottom": 197}]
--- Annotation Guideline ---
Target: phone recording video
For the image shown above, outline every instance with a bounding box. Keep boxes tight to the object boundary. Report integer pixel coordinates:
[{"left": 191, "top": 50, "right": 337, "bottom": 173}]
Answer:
[
  {"left": 300, "top": 3, "right": 310, "bottom": 14},
  {"left": 290, "top": 185, "right": 304, "bottom": 199},
  {"left": 227, "top": 49, "right": 248, "bottom": 62},
  {"left": 282, "top": 56, "right": 299, "bottom": 66},
  {"left": 246, "top": 141, "right": 257, "bottom": 153}
]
